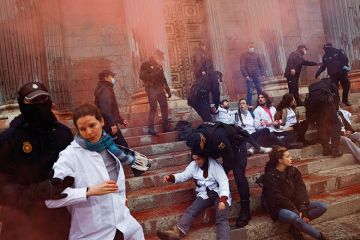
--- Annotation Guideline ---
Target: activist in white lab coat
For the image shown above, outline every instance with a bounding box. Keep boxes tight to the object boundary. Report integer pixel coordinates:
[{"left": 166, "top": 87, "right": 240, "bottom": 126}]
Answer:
[
  {"left": 157, "top": 154, "right": 231, "bottom": 240},
  {"left": 253, "top": 93, "right": 281, "bottom": 132},
  {"left": 215, "top": 99, "right": 237, "bottom": 125},
  {"left": 46, "top": 103, "right": 144, "bottom": 240}
]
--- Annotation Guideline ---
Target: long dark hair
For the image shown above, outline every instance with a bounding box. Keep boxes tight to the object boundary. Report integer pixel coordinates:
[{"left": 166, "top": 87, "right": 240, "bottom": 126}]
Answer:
[
  {"left": 276, "top": 93, "right": 296, "bottom": 112},
  {"left": 265, "top": 145, "right": 288, "bottom": 170},
  {"left": 257, "top": 92, "right": 272, "bottom": 108}
]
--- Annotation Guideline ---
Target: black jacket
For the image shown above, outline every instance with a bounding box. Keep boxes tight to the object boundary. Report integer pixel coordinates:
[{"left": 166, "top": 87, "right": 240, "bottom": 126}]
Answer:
[
  {"left": 94, "top": 80, "right": 124, "bottom": 128},
  {"left": 192, "top": 47, "right": 212, "bottom": 80},
  {"left": 315, "top": 47, "right": 349, "bottom": 78},
  {"left": 263, "top": 166, "right": 309, "bottom": 221},
  {"left": 0, "top": 115, "right": 73, "bottom": 239},
  {"left": 240, "top": 52, "right": 265, "bottom": 78},
  {"left": 284, "top": 50, "right": 318, "bottom": 78},
  {"left": 139, "top": 58, "right": 171, "bottom": 94}
]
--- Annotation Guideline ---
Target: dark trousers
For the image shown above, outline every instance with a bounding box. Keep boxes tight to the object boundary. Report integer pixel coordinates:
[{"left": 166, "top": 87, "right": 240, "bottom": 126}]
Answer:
[
  {"left": 251, "top": 128, "right": 288, "bottom": 148},
  {"left": 227, "top": 142, "right": 249, "bottom": 201},
  {"left": 330, "top": 73, "right": 350, "bottom": 103},
  {"left": 317, "top": 105, "right": 341, "bottom": 146},
  {"left": 246, "top": 76, "right": 263, "bottom": 106},
  {"left": 104, "top": 125, "right": 128, "bottom": 147},
  {"left": 188, "top": 96, "right": 212, "bottom": 122},
  {"left": 146, "top": 88, "right": 169, "bottom": 128},
  {"left": 293, "top": 120, "right": 309, "bottom": 142},
  {"left": 286, "top": 76, "right": 302, "bottom": 106}
]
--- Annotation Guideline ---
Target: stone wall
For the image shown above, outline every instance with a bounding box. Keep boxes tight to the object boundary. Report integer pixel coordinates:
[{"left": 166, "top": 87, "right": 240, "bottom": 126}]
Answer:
[{"left": 59, "top": 0, "right": 134, "bottom": 109}]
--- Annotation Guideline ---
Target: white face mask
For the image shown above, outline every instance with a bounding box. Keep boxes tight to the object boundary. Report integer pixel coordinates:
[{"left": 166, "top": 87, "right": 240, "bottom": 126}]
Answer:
[
  {"left": 111, "top": 78, "right": 116, "bottom": 85},
  {"left": 303, "top": 49, "right": 307, "bottom": 55},
  {"left": 248, "top": 48, "right": 255, "bottom": 53}
]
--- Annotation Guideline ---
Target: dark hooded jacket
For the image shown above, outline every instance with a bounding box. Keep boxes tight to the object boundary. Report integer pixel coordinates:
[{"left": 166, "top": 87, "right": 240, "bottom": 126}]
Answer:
[
  {"left": 284, "top": 50, "right": 318, "bottom": 78},
  {"left": 315, "top": 47, "right": 349, "bottom": 78},
  {"left": 263, "top": 165, "right": 309, "bottom": 221},
  {"left": 94, "top": 80, "right": 124, "bottom": 128},
  {"left": 0, "top": 115, "right": 73, "bottom": 240}
]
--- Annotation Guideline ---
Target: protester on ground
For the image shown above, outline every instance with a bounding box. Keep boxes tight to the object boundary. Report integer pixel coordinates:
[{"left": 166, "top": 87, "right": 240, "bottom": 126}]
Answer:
[
  {"left": 157, "top": 153, "right": 230, "bottom": 240},
  {"left": 263, "top": 146, "right": 327, "bottom": 240}
]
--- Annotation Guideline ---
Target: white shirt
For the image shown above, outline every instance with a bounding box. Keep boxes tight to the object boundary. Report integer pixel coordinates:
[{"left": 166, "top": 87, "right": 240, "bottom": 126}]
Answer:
[
  {"left": 45, "top": 141, "right": 144, "bottom": 240},
  {"left": 253, "top": 105, "right": 283, "bottom": 132},
  {"left": 174, "top": 158, "right": 231, "bottom": 205},
  {"left": 235, "top": 110, "right": 256, "bottom": 134},
  {"left": 285, "top": 108, "right": 297, "bottom": 126},
  {"left": 215, "top": 106, "right": 237, "bottom": 125}
]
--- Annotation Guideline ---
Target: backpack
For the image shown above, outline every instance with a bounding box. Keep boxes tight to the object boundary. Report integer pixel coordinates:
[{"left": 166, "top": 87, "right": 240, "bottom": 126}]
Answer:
[
  {"left": 174, "top": 121, "right": 194, "bottom": 141},
  {"left": 189, "top": 74, "right": 210, "bottom": 99}
]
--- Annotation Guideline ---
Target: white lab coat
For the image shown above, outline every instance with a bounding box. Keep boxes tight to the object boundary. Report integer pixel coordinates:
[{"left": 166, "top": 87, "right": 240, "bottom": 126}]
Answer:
[
  {"left": 253, "top": 105, "right": 283, "bottom": 132},
  {"left": 174, "top": 158, "right": 231, "bottom": 205},
  {"left": 45, "top": 140, "right": 144, "bottom": 240},
  {"left": 215, "top": 106, "right": 237, "bottom": 125},
  {"left": 235, "top": 111, "right": 256, "bottom": 134}
]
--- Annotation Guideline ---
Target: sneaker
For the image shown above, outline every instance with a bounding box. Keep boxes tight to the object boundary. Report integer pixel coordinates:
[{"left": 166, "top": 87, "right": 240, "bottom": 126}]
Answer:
[
  {"left": 259, "top": 146, "right": 272, "bottom": 154},
  {"left": 247, "top": 147, "right": 255, "bottom": 155}
]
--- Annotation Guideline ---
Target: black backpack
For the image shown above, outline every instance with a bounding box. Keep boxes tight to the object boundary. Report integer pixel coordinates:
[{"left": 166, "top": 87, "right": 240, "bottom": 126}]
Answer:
[{"left": 174, "top": 121, "right": 194, "bottom": 141}]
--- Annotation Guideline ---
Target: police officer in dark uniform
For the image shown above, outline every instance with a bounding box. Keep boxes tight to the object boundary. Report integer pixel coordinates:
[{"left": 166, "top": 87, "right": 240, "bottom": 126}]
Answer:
[
  {"left": 0, "top": 82, "right": 74, "bottom": 240},
  {"left": 95, "top": 69, "right": 129, "bottom": 147},
  {"left": 140, "top": 49, "right": 172, "bottom": 135},
  {"left": 315, "top": 43, "right": 351, "bottom": 106},
  {"left": 192, "top": 41, "right": 212, "bottom": 80},
  {"left": 186, "top": 122, "right": 251, "bottom": 228},
  {"left": 284, "top": 45, "right": 320, "bottom": 106},
  {"left": 306, "top": 78, "right": 343, "bottom": 157},
  {"left": 187, "top": 60, "right": 222, "bottom": 122}
]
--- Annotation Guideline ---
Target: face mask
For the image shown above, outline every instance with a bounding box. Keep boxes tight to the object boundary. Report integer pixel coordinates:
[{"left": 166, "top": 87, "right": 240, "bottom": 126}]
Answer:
[
  {"left": 248, "top": 48, "right": 255, "bottom": 53},
  {"left": 111, "top": 78, "right": 116, "bottom": 85},
  {"left": 303, "top": 49, "right": 307, "bottom": 55},
  {"left": 19, "top": 99, "right": 56, "bottom": 128}
]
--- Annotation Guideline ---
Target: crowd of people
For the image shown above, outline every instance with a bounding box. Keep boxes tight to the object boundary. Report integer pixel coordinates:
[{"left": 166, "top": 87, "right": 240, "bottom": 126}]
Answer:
[{"left": 0, "top": 40, "right": 355, "bottom": 240}]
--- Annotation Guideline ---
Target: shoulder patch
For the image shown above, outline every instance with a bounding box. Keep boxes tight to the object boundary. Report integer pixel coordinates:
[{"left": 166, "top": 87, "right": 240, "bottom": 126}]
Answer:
[
  {"left": 218, "top": 142, "right": 225, "bottom": 150},
  {"left": 22, "top": 141, "right": 32, "bottom": 153}
]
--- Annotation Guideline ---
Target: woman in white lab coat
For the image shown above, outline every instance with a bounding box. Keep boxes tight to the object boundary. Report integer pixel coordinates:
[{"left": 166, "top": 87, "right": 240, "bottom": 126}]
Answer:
[{"left": 46, "top": 103, "right": 144, "bottom": 240}]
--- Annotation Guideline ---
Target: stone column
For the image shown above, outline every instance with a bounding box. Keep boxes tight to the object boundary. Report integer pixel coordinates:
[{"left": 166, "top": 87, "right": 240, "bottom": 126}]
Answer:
[{"left": 204, "top": 0, "right": 227, "bottom": 98}]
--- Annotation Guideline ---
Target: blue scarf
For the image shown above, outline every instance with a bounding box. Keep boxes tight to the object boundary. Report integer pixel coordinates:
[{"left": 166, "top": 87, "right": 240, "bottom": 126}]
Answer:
[{"left": 75, "top": 132, "right": 135, "bottom": 166}]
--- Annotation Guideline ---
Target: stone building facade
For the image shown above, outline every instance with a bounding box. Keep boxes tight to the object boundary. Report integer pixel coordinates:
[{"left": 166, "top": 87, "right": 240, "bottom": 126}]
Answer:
[{"left": 0, "top": 0, "right": 359, "bottom": 111}]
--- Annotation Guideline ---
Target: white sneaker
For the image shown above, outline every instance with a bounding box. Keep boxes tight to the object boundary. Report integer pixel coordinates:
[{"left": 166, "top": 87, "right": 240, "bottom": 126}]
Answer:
[
  {"left": 247, "top": 147, "right": 255, "bottom": 155},
  {"left": 259, "top": 146, "right": 272, "bottom": 154}
]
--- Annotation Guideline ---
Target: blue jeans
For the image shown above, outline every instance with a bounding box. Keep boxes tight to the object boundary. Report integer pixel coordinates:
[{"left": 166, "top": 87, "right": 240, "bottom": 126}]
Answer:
[
  {"left": 246, "top": 76, "right": 262, "bottom": 106},
  {"left": 278, "top": 202, "right": 327, "bottom": 238}
]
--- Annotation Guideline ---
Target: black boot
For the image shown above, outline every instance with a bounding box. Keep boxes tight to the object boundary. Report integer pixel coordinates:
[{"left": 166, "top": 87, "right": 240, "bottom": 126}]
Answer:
[
  {"left": 148, "top": 126, "right": 157, "bottom": 135},
  {"left": 318, "top": 232, "right": 327, "bottom": 240},
  {"left": 163, "top": 123, "right": 172, "bottom": 133},
  {"left": 236, "top": 200, "right": 251, "bottom": 228},
  {"left": 322, "top": 143, "right": 331, "bottom": 156},
  {"left": 331, "top": 142, "right": 343, "bottom": 158},
  {"left": 289, "top": 225, "right": 304, "bottom": 240}
]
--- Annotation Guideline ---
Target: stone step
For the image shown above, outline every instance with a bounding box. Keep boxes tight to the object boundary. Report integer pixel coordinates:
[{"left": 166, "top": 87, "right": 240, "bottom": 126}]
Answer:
[
  {"left": 136, "top": 183, "right": 360, "bottom": 237},
  {"left": 132, "top": 141, "right": 188, "bottom": 156},
  {"left": 127, "top": 154, "right": 357, "bottom": 213},
  {"left": 126, "top": 131, "right": 179, "bottom": 148}
]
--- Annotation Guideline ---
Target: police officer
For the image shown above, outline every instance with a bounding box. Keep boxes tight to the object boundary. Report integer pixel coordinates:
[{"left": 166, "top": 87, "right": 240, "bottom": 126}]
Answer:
[
  {"left": 284, "top": 45, "right": 320, "bottom": 106},
  {"left": 306, "top": 78, "right": 343, "bottom": 157},
  {"left": 192, "top": 41, "right": 212, "bottom": 80},
  {"left": 140, "top": 49, "right": 172, "bottom": 135},
  {"left": 315, "top": 43, "right": 351, "bottom": 106},
  {"left": 186, "top": 122, "right": 251, "bottom": 228},
  {"left": 0, "top": 82, "right": 74, "bottom": 240},
  {"left": 95, "top": 69, "right": 129, "bottom": 147},
  {"left": 187, "top": 61, "right": 222, "bottom": 122}
]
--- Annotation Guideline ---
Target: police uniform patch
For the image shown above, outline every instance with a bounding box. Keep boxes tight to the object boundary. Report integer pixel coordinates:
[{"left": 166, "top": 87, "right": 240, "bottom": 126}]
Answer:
[
  {"left": 22, "top": 141, "right": 32, "bottom": 153},
  {"left": 218, "top": 142, "right": 225, "bottom": 150}
]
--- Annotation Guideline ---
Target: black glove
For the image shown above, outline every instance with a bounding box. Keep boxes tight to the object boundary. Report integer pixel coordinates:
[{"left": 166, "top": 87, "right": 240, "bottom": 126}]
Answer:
[{"left": 32, "top": 176, "right": 74, "bottom": 200}]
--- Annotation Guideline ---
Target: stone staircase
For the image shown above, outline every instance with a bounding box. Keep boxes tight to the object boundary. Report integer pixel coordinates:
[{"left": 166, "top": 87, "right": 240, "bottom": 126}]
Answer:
[{"left": 118, "top": 94, "right": 360, "bottom": 239}]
